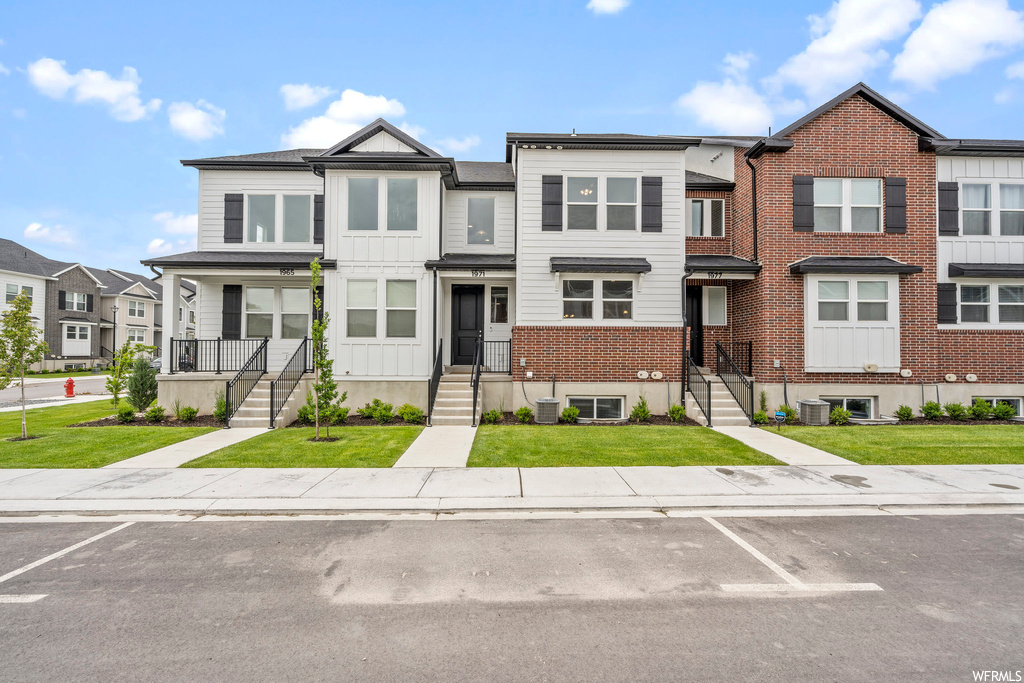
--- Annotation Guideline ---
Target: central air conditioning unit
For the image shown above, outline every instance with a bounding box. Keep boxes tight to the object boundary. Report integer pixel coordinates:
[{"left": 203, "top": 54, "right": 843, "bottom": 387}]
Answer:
[
  {"left": 535, "top": 397, "right": 560, "bottom": 424},
  {"left": 798, "top": 399, "right": 831, "bottom": 426}
]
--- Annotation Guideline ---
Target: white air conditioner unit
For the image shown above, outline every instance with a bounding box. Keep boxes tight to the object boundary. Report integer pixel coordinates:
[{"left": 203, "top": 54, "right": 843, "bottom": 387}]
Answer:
[
  {"left": 535, "top": 397, "right": 560, "bottom": 424},
  {"left": 798, "top": 399, "right": 831, "bottom": 426}
]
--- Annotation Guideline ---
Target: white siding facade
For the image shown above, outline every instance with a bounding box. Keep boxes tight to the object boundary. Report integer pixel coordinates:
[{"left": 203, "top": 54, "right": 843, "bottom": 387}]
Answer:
[
  {"left": 443, "top": 190, "right": 515, "bottom": 254},
  {"left": 0, "top": 269, "right": 47, "bottom": 329}
]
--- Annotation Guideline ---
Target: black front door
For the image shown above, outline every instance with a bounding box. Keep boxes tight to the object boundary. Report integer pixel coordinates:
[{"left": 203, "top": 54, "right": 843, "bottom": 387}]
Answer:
[
  {"left": 685, "top": 285, "right": 704, "bottom": 366},
  {"left": 452, "top": 285, "right": 485, "bottom": 365}
]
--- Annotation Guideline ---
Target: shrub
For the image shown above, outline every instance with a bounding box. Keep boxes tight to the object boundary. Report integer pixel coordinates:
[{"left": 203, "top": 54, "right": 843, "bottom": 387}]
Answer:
[
  {"left": 668, "top": 404, "right": 686, "bottom": 423},
  {"left": 921, "top": 401, "right": 943, "bottom": 420},
  {"left": 779, "top": 404, "right": 798, "bottom": 425},
  {"left": 178, "top": 406, "right": 198, "bottom": 423},
  {"left": 357, "top": 398, "right": 390, "bottom": 419},
  {"left": 561, "top": 406, "right": 580, "bottom": 423},
  {"left": 829, "top": 406, "right": 852, "bottom": 425},
  {"left": 331, "top": 406, "right": 351, "bottom": 425},
  {"left": 514, "top": 406, "right": 533, "bottom": 424},
  {"left": 993, "top": 401, "right": 1017, "bottom": 420},
  {"left": 372, "top": 402, "right": 395, "bottom": 425},
  {"left": 758, "top": 390, "right": 768, "bottom": 414},
  {"left": 126, "top": 357, "right": 158, "bottom": 411},
  {"left": 629, "top": 396, "right": 652, "bottom": 423},
  {"left": 144, "top": 405, "right": 165, "bottom": 423},
  {"left": 894, "top": 405, "right": 915, "bottom": 422},
  {"left": 482, "top": 409, "right": 502, "bottom": 425},
  {"left": 212, "top": 393, "right": 227, "bottom": 423},
  {"left": 116, "top": 404, "right": 136, "bottom": 424},
  {"left": 943, "top": 402, "right": 968, "bottom": 421},
  {"left": 297, "top": 401, "right": 315, "bottom": 425},
  {"left": 752, "top": 411, "right": 769, "bottom": 425},
  {"left": 396, "top": 403, "right": 425, "bottom": 424},
  {"left": 968, "top": 397, "right": 993, "bottom": 421}
]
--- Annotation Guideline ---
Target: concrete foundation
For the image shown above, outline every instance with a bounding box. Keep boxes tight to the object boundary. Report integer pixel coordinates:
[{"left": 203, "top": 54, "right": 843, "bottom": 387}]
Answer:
[{"left": 512, "top": 380, "right": 682, "bottom": 416}]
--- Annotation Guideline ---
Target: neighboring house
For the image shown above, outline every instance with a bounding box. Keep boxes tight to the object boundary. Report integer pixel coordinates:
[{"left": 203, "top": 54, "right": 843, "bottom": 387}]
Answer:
[
  {"left": 142, "top": 85, "right": 1024, "bottom": 426},
  {"left": 87, "top": 268, "right": 162, "bottom": 357},
  {"left": 150, "top": 273, "right": 196, "bottom": 355}
]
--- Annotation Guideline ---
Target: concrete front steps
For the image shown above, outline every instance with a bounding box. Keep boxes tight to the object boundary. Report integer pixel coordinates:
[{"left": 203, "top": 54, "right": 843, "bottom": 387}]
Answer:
[
  {"left": 430, "top": 373, "right": 483, "bottom": 426},
  {"left": 227, "top": 376, "right": 306, "bottom": 429},
  {"left": 686, "top": 374, "right": 752, "bottom": 427}
]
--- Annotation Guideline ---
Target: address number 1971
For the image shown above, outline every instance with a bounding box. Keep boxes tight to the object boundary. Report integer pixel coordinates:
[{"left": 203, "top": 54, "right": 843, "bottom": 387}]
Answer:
[{"left": 471, "top": 270, "right": 486, "bottom": 277}]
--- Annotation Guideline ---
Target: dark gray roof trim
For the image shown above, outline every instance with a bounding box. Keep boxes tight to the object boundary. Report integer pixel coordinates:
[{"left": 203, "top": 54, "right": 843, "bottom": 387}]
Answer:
[
  {"left": 921, "top": 138, "right": 1024, "bottom": 157},
  {"left": 550, "top": 257, "right": 652, "bottom": 274},
  {"left": 181, "top": 149, "right": 322, "bottom": 170},
  {"left": 745, "top": 138, "right": 795, "bottom": 159},
  {"left": 949, "top": 263, "right": 1024, "bottom": 278},
  {"left": 789, "top": 256, "right": 923, "bottom": 275},
  {"left": 320, "top": 119, "right": 442, "bottom": 158},
  {"left": 686, "top": 171, "right": 734, "bottom": 191},
  {"left": 506, "top": 133, "right": 699, "bottom": 162},
  {"left": 686, "top": 255, "right": 762, "bottom": 272},
  {"left": 424, "top": 253, "right": 516, "bottom": 270},
  {"left": 141, "top": 251, "right": 335, "bottom": 270},
  {"left": 304, "top": 156, "right": 455, "bottom": 173}
]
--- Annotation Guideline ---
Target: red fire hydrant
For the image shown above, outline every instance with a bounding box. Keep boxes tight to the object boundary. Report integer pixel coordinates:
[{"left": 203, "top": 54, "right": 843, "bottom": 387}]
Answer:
[{"left": 64, "top": 378, "right": 75, "bottom": 398}]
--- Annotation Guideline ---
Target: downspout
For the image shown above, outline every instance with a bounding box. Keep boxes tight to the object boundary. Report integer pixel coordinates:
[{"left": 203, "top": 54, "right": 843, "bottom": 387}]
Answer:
[
  {"left": 681, "top": 268, "right": 694, "bottom": 401},
  {"left": 744, "top": 154, "right": 759, "bottom": 263},
  {"left": 432, "top": 269, "right": 438, "bottom": 362}
]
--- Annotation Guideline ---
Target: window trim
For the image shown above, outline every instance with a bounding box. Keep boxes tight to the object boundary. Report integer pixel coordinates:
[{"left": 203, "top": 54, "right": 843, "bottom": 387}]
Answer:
[
  {"left": 243, "top": 286, "right": 275, "bottom": 339},
  {"left": 563, "top": 174, "right": 642, "bottom": 232},
  {"left": 951, "top": 281, "right": 1024, "bottom": 328},
  {"left": 127, "top": 300, "right": 146, "bottom": 318},
  {"left": 812, "top": 178, "right": 883, "bottom": 233},
  {"left": 126, "top": 327, "right": 146, "bottom": 344},
  {"left": 466, "top": 195, "right": 497, "bottom": 246},
  {"left": 566, "top": 396, "right": 625, "bottom": 421},
  {"left": 5, "top": 284, "right": 33, "bottom": 304},
  {"left": 243, "top": 193, "right": 315, "bottom": 245},
  {"left": 687, "top": 198, "right": 725, "bottom": 237},
  {"left": 560, "top": 276, "right": 638, "bottom": 322},
  {"left": 703, "top": 285, "right": 727, "bottom": 326},
  {"left": 490, "top": 285, "right": 509, "bottom": 324},
  {"left": 67, "top": 292, "right": 87, "bottom": 312},
  {"left": 973, "top": 397, "right": 1023, "bottom": 417},
  {"left": 346, "top": 279, "right": 379, "bottom": 338},
  {"left": 821, "top": 397, "right": 874, "bottom": 420},
  {"left": 63, "top": 324, "right": 90, "bottom": 341},
  {"left": 384, "top": 279, "right": 417, "bottom": 339},
  {"left": 811, "top": 277, "right": 893, "bottom": 325},
  {"left": 956, "top": 179, "right": 1024, "bottom": 237},
  {"left": 280, "top": 286, "right": 311, "bottom": 340},
  {"left": 346, "top": 176, "right": 421, "bottom": 232}
]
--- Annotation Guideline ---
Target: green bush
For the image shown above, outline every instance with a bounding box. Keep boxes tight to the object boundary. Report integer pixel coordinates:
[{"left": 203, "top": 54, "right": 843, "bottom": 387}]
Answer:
[
  {"left": 178, "top": 406, "right": 198, "bottom": 423},
  {"left": 396, "top": 403, "right": 425, "bottom": 424},
  {"left": 144, "top": 405, "right": 165, "bottom": 423},
  {"left": 752, "top": 410, "right": 769, "bottom": 425},
  {"left": 126, "top": 357, "right": 158, "bottom": 411},
  {"left": 894, "top": 405, "right": 915, "bottom": 421},
  {"left": 296, "top": 400, "right": 314, "bottom": 425},
  {"left": 758, "top": 389, "right": 768, "bottom": 414},
  {"left": 829, "top": 406, "right": 852, "bottom": 425},
  {"left": 514, "top": 406, "right": 533, "bottom": 424},
  {"left": 330, "top": 406, "right": 351, "bottom": 425},
  {"left": 943, "top": 402, "right": 967, "bottom": 421},
  {"left": 561, "top": 406, "right": 580, "bottom": 423},
  {"left": 482, "top": 409, "right": 502, "bottom": 425},
  {"left": 921, "top": 401, "right": 943, "bottom": 420},
  {"left": 629, "top": 396, "right": 652, "bottom": 423},
  {"left": 213, "top": 393, "right": 227, "bottom": 423},
  {"left": 668, "top": 404, "right": 686, "bottom": 423},
  {"left": 116, "top": 404, "right": 136, "bottom": 424},
  {"left": 779, "top": 404, "right": 798, "bottom": 425},
  {"left": 357, "top": 398, "right": 390, "bottom": 419},
  {"left": 372, "top": 403, "right": 395, "bottom": 424},
  {"left": 968, "top": 397, "right": 993, "bottom": 420},
  {"left": 993, "top": 401, "right": 1017, "bottom": 420}
]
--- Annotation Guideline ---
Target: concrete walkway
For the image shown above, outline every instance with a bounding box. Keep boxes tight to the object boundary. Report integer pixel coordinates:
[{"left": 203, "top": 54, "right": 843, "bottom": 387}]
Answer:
[
  {"left": 104, "top": 428, "right": 269, "bottom": 468},
  {"left": 1, "top": 463, "right": 1022, "bottom": 515},
  {"left": 714, "top": 426, "right": 857, "bottom": 465},
  {"left": 392, "top": 426, "right": 476, "bottom": 468}
]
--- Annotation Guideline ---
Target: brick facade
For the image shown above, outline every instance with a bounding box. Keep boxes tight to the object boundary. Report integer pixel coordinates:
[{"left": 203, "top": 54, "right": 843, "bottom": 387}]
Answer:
[
  {"left": 44, "top": 267, "right": 101, "bottom": 361},
  {"left": 685, "top": 190, "right": 733, "bottom": 255}
]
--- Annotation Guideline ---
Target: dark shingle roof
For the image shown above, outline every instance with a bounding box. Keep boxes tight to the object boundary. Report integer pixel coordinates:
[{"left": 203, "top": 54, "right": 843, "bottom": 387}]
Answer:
[
  {"left": 550, "top": 257, "right": 652, "bottom": 274},
  {"left": 948, "top": 263, "right": 1024, "bottom": 278},
  {"left": 424, "top": 254, "right": 516, "bottom": 270},
  {"left": 141, "top": 251, "right": 334, "bottom": 269},
  {"left": 0, "top": 238, "right": 70, "bottom": 278},
  {"left": 686, "top": 255, "right": 761, "bottom": 272},
  {"left": 686, "top": 171, "right": 734, "bottom": 190},
  {"left": 454, "top": 161, "right": 514, "bottom": 185},
  {"left": 789, "top": 256, "right": 923, "bottom": 275},
  {"left": 182, "top": 149, "right": 324, "bottom": 166}
]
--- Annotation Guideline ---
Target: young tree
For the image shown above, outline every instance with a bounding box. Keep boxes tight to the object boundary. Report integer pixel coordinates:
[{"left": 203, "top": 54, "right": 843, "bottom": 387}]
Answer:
[
  {"left": 0, "top": 292, "right": 50, "bottom": 440},
  {"left": 126, "top": 356, "right": 159, "bottom": 411},
  {"left": 310, "top": 258, "right": 344, "bottom": 439},
  {"left": 106, "top": 341, "right": 154, "bottom": 407}
]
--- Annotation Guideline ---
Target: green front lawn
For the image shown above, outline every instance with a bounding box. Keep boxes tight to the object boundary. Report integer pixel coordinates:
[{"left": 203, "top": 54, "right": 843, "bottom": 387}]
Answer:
[
  {"left": 774, "top": 425, "right": 1024, "bottom": 465},
  {"left": 182, "top": 426, "right": 424, "bottom": 468},
  {"left": 0, "top": 402, "right": 217, "bottom": 468},
  {"left": 468, "top": 425, "right": 782, "bottom": 467}
]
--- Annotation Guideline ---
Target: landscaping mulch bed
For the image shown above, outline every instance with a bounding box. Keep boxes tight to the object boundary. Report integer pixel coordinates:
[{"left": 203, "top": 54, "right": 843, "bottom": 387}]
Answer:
[
  {"left": 69, "top": 415, "right": 224, "bottom": 428},
  {"left": 806, "top": 418, "right": 1024, "bottom": 427},
  {"left": 480, "top": 412, "right": 701, "bottom": 427},
  {"left": 284, "top": 415, "right": 423, "bottom": 428}
]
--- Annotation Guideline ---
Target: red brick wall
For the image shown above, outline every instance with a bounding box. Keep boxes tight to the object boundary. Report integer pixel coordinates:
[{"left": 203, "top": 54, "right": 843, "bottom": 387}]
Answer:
[
  {"left": 512, "top": 326, "right": 684, "bottom": 383},
  {"left": 686, "top": 190, "right": 733, "bottom": 255}
]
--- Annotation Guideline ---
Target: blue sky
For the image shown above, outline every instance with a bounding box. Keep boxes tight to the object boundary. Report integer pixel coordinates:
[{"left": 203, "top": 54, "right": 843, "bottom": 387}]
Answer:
[{"left": 1, "top": 0, "right": 1023, "bottom": 272}]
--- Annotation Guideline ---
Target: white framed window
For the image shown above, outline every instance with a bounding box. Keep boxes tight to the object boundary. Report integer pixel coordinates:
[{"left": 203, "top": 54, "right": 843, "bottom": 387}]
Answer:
[
  {"left": 562, "top": 278, "right": 638, "bottom": 321},
  {"left": 566, "top": 177, "right": 598, "bottom": 230},
  {"left": 467, "top": 197, "right": 495, "bottom": 245},
  {"left": 1002, "top": 184, "right": 1024, "bottom": 236},
  {"left": 67, "top": 292, "right": 87, "bottom": 312},
  {"left": 567, "top": 396, "right": 624, "bottom": 420},
  {"left": 385, "top": 280, "right": 416, "bottom": 338},
  {"left": 346, "top": 280, "right": 378, "bottom": 337},
  {"left": 688, "top": 199, "right": 725, "bottom": 237},
  {"left": 973, "top": 397, "right": 1023, "bottom": 416},
  {"left": 703, "top": 286, "right": 727, "bottom": 325},
  {"left": 564, "top": 176, "right": 640, "bottom": 231},
  {"left": 244, "top": 287, "right": 274, "bottom": 338},
  {"left": 348, "top": 178, "right": 379, "bottom": 231},
  {"left": 817, "top": 281, "right": 850, "bottom": 321},
  {"left": 347, "top": 177, "right": 419, "bottom": 231},
  {"left": 960, "top": 283, "right": 1024, "bottom": 324},
  {"left": 958, "top": 181, "right": 1024, "bottom": 236},
  {"left": 189, "top": 310, "right": 196, "bottom": 324},
  {"left": 178, "top": 307, "right": 183, "bottom": 322},
  {"left": 601, "top": 281, "right": 633, "bottom": 319},
  {"left": 65, "top": 325, "right": 89, "bottom": 341},
  {"left": 490, "top": 286, "right": 509, "bottom": 324},
  {"left": 5, "top": 284, "right": 32, "bottom": 303},
  {"left": 247, "top": 195, "right": 276, "bottom": 242},
  {"left": 962, "top": 184, "right": 991, "bottom": 235},
  {"left": 387, "top": 179, "right": 417, "bottom": 231},
  {"left": 281, "top": 287, "right": 310, "bottom": 340},
  {"left": 960, "top": 285, "right": 990, "bottom": 323},
  {"left": 128, "top": 300, "right": 145, "bottom": 318},
  {"left": 246, "top": 194, "right": 314, "bottom": 244},
  {"left": 606, "top": 178, "right": 637, "bottom": 231},
  {"left": 822, "top": 397, "right": 873, "bottom": 419},
  {"left": 813, "top": 178, "right": 882, "bottom": 232},
  {"left": 856, "top": 281, "right": 888, "bottom": 321},
  {"left": 127, "top": 328, "right": 146, "bottom": 343},
  {"left": 562, "top": 280, "right": 594, "bottom": 319},
  {"left": 999, "top": 285, "right": 1024, "bottom": 323},
  {"left": 815, "top": 279, "right": 889, "bottom": 323}
]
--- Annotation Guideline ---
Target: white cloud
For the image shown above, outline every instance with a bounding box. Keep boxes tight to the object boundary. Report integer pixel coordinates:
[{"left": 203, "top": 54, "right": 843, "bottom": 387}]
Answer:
[
  {"left": 25, "top": 58, "right": 161, "bottom": 122},
  {"left": 723, "top": 52, "right": 756, "bottom": 79},
  {"left": 146, "top": 238, "right": 174, "bottom": 256},
  {"left": 1007, "top": 60, "right": 1024, "bottom": 79},
  {"left": 24, "top": 222, "right": 75, "bottom": 246},
  {"left": 0, "top": 63, "right": 9, "bottom": 76},
  {"left": 676, "top": 80, "right": 773, "bottom": 135},
  {"left": 586, "top": 0, "right": 629, "bottom": 14},
  {"left": 766, "top": 0, "right": 921, "bottom": 100},
  {"left": 281, "top": 89, "right": 406, "bottom": 148},
  {"left": 434, "top": 135, "right": 481, "bottom": 155},
  {"left": 994, "top": 86, "right": 1015, "bottom": 103},
  {"left": 399, "top": 122, "right": 427, "bottom": 140},
  {"left": 168, "top": 100, "right": 226, "bottom": 141},
  {"left": 153, "top": 212, "right": 198, "bottom": 235},
  {"left": 893, "top": 0, "right": 1024, "bottom": 90},
  {"left": 280, "top": 83, "right": 334, "bottom": 111}
]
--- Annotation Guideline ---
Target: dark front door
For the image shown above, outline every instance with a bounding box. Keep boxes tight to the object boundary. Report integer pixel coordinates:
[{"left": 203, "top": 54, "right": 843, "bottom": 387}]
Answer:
[
  {"left": 685, "top": 285, "right": 704, "bottom": 366},
  {"left": 452, "top": 285, "right": 485, "bottom": 365}
]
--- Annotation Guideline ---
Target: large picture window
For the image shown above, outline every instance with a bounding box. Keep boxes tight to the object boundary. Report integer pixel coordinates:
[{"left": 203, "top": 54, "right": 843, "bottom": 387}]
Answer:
[
  {"left": 387, "top": 179, "right": 418, "bottom": 231},
  {"left": 245, "top": 194, "right": 313, "bottom": 243},
  {"left": 467, "top": 197, "right": 495, "bottom": 245},
  {"left": 813, "top": 178, "right": 882, "bottom": 232},
  {"left": 562, "top": 279, "right": 636, "bottom": 321},
  {"left": 348, "top": 177, "right": 419, "bottom": 231},
  {"left": 348, "top": 178, "right": 379, "bottom": 231}
]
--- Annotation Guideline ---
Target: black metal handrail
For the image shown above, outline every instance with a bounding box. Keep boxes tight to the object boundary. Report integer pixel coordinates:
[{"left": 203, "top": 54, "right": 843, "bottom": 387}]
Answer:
[
  {"left": 716, "top": 341, "right": 754, "bottom": 425},
  {"left": 686, "top": 355, "right": 712, "bottom": 427},
  {"left": 470, "top": 335, "right": 483, "bottom": 428},
  {"left": 224, "top": 338, "right": 268, "bottom": 426},
  {"left": 482, "top": 340, "right": 512, "bottom": 374},
  {"left": 269, "top": 338, "right": 308, "bottom": 429},
  {"left": 100, "top": 346, "right": 113, "bottom": 359},
  {"left": 169, "top": 338, "right": 267, "bottom": 374},
  {"left": 714, "top": 340, "right": 753, "bottom": 377},
  {"left": 427, "top": 340, "right": 443, "bottom": 427}
]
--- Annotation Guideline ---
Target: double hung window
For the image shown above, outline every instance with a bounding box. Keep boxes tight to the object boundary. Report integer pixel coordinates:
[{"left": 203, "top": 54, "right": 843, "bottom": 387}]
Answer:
[
  {"left": 385, "top": 281, "right": 416, "bottom": 337},
  {"left": 565, "top": 176, "right": 638, "bottom": 231},
  {"left": 281, "top": 288, "right": 309, "bottom": 339},
  {"left": 813, "top": 178, "right": 882, "bottom": 232},
  {"left": 128, "top": 300, "right": 145, "bottom": 318},
  {"left": 961, "top": 182, "right": 1024, "bottom": 236},
  {"left": 346, "top": 280, "right": 378, "bottom": 337},
  {"left": 562, "top": 279, "right": 633, "bottom": 320},
  {"left": 816, "top": 280, "right": 888, "bottom": 322},
  {"left": 67, "top": 292, "right": 87, "bottom": 312},
  {"left": 5, "top": 284, "right": 32, "bottom": 303},
  {"left": 562, "top": 280, "right": 594, "bottom": 319},
  {"left": 346, "top": 279, "right": 417, "bottom": 338},
  {"left": 245, "top": 288, "right": 274, "bottom": 338},
  {"left": 127, "top": 328, "right": 145, "bottom": 343},
  {"left": 957, "top": 284, "right": 1024, "bottom": 324},
  {"left": 65, "top": 325, "right": 89, "bottom": 340}
]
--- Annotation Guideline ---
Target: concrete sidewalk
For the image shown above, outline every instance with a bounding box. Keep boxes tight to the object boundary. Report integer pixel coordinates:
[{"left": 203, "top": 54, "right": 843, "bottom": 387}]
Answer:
[{"left": 0, "top": 463, "right": 1022, "bottom": 515}]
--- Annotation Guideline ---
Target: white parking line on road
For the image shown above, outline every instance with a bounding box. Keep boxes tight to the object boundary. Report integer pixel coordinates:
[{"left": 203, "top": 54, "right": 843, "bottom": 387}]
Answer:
[
  {"left": 0, "top": 594, "right": 48, "bottom": 603},
  {"left": 0, "top": 522, "right": 134, "bottom": 585},
  {"left": 703, "top": 516, "right": 883, "bottom": 593}
]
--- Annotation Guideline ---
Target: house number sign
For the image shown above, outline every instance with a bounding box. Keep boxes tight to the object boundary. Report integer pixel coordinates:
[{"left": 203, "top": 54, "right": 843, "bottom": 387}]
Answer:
[
  {"left": 280, "top": 268, "right": 295, "bottom": 276},
  {"left": 471, "top": 270, "right": 486, "bottom": 277}
]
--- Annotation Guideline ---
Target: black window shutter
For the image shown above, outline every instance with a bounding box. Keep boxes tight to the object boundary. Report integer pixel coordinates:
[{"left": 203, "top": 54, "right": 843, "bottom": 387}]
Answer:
[
  {"left": 315, "top": 285, "right": 325, "bottom": 324},
  {"left": 641, "top": 177, "right": 663, "bottom": 233},
  {"left": 222, "top": 284, "right": 243, "bottom": 340},
  {"left": 86, "top": 294, "right": 94, "bottom": 313},
  {"left": 58, "top": 290, "right": 66, "bottom": 310},
  {"left": 937, "top": 283, "right": 957, "bottom": 324},
  {"left": 938, "top": 182, "right": 959, "bottom": 236},
  {"left": 793, "top": 176, "right": 815, "bottom": 232},
  {"left": 224, "top": 194, "right": 244, "bottom": 244},
  {"left": 885, "top": 177, "right": 907, "bottom": 234},
  {"left": 313, "top": 194, "right": 325, "bottom": 245},
  {"left": 541, "top": 176, "right": 562, "bottom": 231}
]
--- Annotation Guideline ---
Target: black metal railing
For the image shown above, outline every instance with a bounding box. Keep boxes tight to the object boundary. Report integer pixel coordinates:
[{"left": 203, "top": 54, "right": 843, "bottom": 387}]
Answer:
[
  {"left": 716, "top": 341, "right": 754, "bottom": 425},
  {"left": 482, "top": 340, "right": 512, "bottom": 374},
  {"left": 470, "top": 335, "right": 483, "bottom": 428},
  {"left": 269, "top": 338, "right": 308, "bottom": 428},
  {"left": 100, "top": 346, "right": 113, "bottom": 359},
  {"left": 714, "top": 340, "right": 753, "bottom": 376},
  {"left": 169, "top": 338, "right": 267, "bottom": 374},
  {"left": 686, "top": 355, "right": 712, "bottom": 427},
  {"left": 224, "top": 339, "right": 268, "bottom": 425},
  {"left": 427, "top": 340, "right": 444, "bottom": 427}
]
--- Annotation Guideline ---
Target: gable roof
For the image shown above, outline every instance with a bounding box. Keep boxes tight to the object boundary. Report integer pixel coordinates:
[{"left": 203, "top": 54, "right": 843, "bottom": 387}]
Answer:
[
  {"left": 0, "top": 238, "right": 69, "bottom": 278},
  {"left": 319, "top": 118, "right": 442, "bottom": 158},
  {"left": 181, "top": 149, "right": 322, "bottom": 170}
]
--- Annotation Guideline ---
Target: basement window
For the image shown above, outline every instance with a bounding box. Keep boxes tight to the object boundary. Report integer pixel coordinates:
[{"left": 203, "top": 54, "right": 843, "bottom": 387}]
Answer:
[
  {"left": 567, "top": 396, "right": 624, "bottom": 420},
  {"left": 822, "top": 397, "right": 873, "bottom": 419},
  {"left": 973, "top": 397, "right": 1023, "bottom": 416}
]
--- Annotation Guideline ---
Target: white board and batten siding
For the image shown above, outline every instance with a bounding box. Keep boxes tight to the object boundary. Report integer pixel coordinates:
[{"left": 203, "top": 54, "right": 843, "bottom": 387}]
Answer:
[
  {"left": 803, "top": 275, "right": 901, "bottom": 373},
  {"left": 443, "top": 190, "right": 515, "bottom": 254},
  {"left": 515, "top": 149, "right": 685, "bottom": 325},
  {"left": 350, "top": 131, "right": 418, "bottom": 154}
]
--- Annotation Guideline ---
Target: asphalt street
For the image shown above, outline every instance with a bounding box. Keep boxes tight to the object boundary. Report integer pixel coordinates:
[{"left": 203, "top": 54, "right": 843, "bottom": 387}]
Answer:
[
  {"left": 0, "top": 377, "right": 108, "bottom": 403},
  {"left": 1, "top": 514, "right": 1022, "bottom": 682}
]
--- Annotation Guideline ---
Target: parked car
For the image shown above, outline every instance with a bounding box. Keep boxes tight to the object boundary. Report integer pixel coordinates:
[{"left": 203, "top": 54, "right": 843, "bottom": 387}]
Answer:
[{"left": 149, "top": 357, "right": 162, "bottom": 371}]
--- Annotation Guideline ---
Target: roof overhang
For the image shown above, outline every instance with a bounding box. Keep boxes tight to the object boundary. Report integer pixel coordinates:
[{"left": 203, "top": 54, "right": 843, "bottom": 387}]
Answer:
[
  {"left": 686, "top": 255, "right": 762, "bottom": 280},
  {"left": 550, "top": 257, "right": 652, "bottom": 274},
  {"left": 141, "top": 251, "right": 335, "bottom": 270},
  {"left": 59, "top": 318, "right": 98, "bottom": 326},
  {"left": 303, "top": 155, "right": 456, "bottom": 174},
  {"left": 789, "top": 256, "right": 923, "bottom": 275},
  {"left": 948, "top": 263, "right": 1024, "bottom": 279},
  {"left": 424, "top": 254, "right": 516, "bottom": 271},
  {"left": 920, "top": 138, "right": 1024, "bottom": 157},
  {"left": 506, "top": 134, "right": 699, "bottom": 162}
]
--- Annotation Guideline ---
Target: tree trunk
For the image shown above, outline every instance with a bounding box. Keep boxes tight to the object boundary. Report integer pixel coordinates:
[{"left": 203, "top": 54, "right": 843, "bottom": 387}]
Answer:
[
  {"left": 20, "top": 370, "right": 26, "bottom": 440},
  {"left": 314, "top": 365, "right": 320, "bottom": 440}
]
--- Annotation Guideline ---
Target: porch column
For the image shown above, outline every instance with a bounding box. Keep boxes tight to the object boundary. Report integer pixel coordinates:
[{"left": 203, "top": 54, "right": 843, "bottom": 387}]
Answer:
[{"left": 160, "top": 272, "right": 181, "bottom": 374}]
